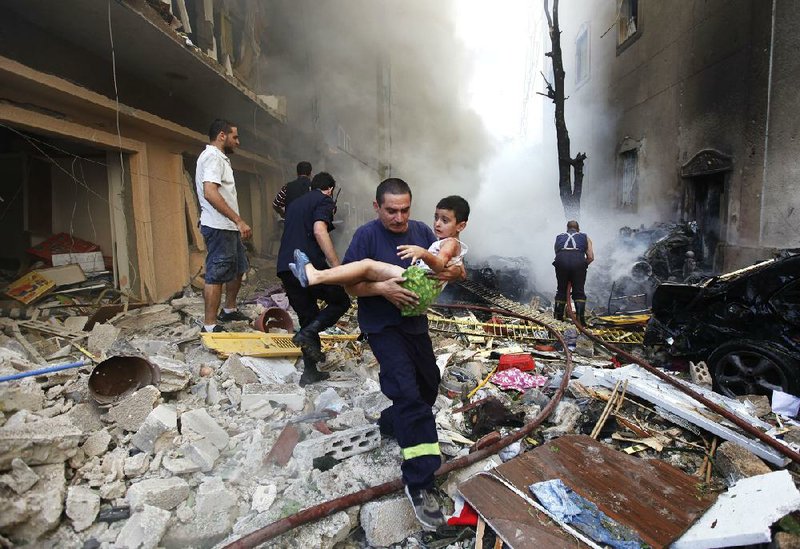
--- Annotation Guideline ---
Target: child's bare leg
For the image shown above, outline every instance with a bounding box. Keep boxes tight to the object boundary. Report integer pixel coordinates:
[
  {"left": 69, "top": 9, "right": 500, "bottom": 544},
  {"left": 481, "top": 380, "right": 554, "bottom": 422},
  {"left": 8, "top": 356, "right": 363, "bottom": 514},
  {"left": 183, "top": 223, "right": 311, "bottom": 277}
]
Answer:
[{"left": 307, "top": 259, "right": 404, "bottom": 286}]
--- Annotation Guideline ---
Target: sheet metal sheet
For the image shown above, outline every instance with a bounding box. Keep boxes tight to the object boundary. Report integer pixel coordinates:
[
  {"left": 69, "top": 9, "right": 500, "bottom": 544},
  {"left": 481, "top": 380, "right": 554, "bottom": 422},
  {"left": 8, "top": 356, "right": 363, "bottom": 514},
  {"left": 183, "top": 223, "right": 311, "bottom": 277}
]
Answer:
[{"left": 459, "top": 435, "right": 716, "bottom": 549}]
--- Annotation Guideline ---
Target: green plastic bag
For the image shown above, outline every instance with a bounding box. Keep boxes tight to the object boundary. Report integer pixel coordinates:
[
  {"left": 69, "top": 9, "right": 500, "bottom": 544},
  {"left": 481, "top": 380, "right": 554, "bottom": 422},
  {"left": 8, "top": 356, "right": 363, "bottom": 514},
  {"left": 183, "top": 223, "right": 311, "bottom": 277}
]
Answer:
[{"left": 400, "top": 266, "right": 443, "bottom": 317}]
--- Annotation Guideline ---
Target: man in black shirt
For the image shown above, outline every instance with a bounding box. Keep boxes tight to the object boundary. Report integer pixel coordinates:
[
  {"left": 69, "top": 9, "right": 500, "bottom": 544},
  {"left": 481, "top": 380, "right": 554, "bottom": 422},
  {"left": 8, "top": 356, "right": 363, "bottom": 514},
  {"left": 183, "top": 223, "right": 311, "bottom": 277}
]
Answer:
[
  {"left": 277, "top": 172, "right": 350, "bottom": 386},
  {"left": 272, "top": 161, "right": 312, "bottom": 217}
]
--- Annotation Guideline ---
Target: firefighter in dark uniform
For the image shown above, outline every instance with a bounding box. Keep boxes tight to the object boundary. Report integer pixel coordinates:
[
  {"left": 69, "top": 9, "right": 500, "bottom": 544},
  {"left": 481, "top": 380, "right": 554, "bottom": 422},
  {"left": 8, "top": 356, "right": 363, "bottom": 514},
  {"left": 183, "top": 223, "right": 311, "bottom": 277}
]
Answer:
[{"left": 553, "top": 220, "right": 594, "bottom": 325}]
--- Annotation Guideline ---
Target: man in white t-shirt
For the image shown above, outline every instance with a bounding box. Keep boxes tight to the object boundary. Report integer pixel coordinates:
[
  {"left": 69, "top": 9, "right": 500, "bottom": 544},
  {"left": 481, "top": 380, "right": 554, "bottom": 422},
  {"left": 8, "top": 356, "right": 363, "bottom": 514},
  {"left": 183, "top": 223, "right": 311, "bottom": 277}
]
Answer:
[{"left": 195, "top": 119, "right": 253, "bottom": 333}]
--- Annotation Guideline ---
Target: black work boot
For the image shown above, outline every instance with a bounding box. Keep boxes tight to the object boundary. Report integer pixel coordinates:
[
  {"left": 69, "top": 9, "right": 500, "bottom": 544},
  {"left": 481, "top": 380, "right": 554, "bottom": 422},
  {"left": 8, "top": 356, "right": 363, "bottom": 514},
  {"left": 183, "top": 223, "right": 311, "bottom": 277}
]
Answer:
[
  {"left": 575, "top": 301, "right": 587, "bottom": 326},
  {"left": 292, "top": 320, "right": 325, "bottom": 363},
  {"left": 299, "top": 355, "right": 329, "bottom": 387},
  {"left": 553, "top": 301, "right": 566, "bottom": 321}
]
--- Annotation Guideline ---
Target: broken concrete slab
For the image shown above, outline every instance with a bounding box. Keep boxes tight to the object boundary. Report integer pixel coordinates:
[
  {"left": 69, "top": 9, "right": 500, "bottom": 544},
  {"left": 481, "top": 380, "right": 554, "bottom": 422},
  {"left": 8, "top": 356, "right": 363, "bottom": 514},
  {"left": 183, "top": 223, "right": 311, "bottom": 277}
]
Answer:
[
  {"left": 0, "top": 463, "right": 65, "bottom": 543},
  {"left": 578, "top": 364, "right": 791, "bottom": 466},
  {"left": 184, "top": 438, "right": 220, "bottom": 472},
  {"left": 65, "top": 402, "right": 105, "bottom": 434},
  {"left": 124, "top": 452, "right": 150, "bottom": 478},
  {"left": 81, "top": 428, "right": 111, "bottom": 458},
  {"left": 150, "top": 355, "right": 192, "bottom": 393},
  {"left": 160, "top": 476, "right": 237, "bottom": 548},
  {"left": 360, "top": 495, "right": 421, "bottom": 547},
  {"left": 180, "top": 408, "right": 229, "bottom": 450},
  {"left": 111, "top": 304, "right": 181, "bottom": 332},
  {"left": 107, "top": 385, "right": 161, "bottom": 432},
  {"left": 443, "top": 455, "right": 500, "bottom": 500},
  {"left": 221, "top": 354, "right": 259, "bottom": 386},
  {"left": 239, "top": 356, "right": 298, "bottom": 384},
  {"left": 87, "top": 323, "right": 121, "bottom": 359},
  {"left": 126, "top": 477, "right": 190, "bottom": 510},
  {"left": 66, "top": 485, "right": 100, "bottom": 532},
  {"left": 131, "top": 404, "right": 177, "bottom": 454},
  {"left": 162, "top": 455, "right": 202, "bottom": 475},
  {"left": 0, "top": 379, "right": 45, "bottom": 412},
  {"left": 251, "top": 483, "right": 277, "bottom": 513},
  {"left": 115, "top": 504, "right": 171, "bottom": 549},
  {"left": 241, "top": 383, "right": 305, "bottom": 412},
  {"left": 673, "top": 470, "right": 800, "bottom": 548},
  {"left": 0, "top": 457, "right": 39, "bottom": 494},
  {"left": 0, "top": 417, "right": 82, "bottom": 469}
]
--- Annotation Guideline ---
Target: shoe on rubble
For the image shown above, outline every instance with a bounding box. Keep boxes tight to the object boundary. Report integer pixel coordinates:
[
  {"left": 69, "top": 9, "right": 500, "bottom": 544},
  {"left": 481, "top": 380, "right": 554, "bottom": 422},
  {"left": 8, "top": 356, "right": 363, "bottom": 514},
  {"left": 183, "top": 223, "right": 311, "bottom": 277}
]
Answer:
[
  {"left": 201, "top": 324, "right": 225, "bottom": 333},
  {"left": 404, "top": 485, "right": 446, "bottom": 532},
  {"left": 217, "top": 309, "right": 250, "bottom": 322},
  {"left": 298, "top": 364, "right": 330, "bottom": 387}
]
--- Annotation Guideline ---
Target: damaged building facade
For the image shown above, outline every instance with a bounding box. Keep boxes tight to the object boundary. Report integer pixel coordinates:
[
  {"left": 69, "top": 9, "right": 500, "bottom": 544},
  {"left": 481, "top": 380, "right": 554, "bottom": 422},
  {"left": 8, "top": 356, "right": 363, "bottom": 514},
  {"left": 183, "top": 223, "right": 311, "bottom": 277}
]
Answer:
[{"left": 555, "top": 0, "right": 800, "bottom": 271}]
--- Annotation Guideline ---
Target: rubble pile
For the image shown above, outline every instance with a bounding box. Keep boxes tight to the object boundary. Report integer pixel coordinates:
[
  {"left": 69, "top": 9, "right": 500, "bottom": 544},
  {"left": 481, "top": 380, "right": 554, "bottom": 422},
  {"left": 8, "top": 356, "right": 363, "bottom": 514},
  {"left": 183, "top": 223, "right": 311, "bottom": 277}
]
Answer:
[{"left": 1, "top": 259, "right": 800, "bottom": 548}]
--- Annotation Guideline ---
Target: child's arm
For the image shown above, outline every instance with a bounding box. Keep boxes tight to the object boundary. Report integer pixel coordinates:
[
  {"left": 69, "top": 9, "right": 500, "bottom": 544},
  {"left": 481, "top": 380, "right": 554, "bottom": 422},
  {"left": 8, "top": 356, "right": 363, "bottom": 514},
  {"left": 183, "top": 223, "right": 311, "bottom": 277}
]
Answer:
[{"left": 397, "top": 238, "right": 460, "bottom": 273}]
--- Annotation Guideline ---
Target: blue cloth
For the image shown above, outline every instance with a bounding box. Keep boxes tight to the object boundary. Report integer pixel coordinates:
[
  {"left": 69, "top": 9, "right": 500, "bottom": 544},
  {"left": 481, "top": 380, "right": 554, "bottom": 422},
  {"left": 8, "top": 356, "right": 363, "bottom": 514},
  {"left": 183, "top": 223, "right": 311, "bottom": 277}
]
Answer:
[
  {"left": 277, "top": 190, "right": 336, "bottom": 273},
  {"left": 529, "top": 479, "right": 644, "bottom": 549},
  {"left": 343, "top": 219, "right": 436, "bottom": 334},
  {"left": 201, "top": 226, "right": 249, "bottom": 284}
]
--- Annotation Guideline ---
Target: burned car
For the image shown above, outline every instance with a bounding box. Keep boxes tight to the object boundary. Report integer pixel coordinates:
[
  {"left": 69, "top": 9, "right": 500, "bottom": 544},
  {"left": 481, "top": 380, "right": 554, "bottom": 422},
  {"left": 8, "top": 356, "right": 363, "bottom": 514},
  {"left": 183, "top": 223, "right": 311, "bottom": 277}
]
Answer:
[{"left": 645, "top": 253, "right": 800, "bottom": 398}]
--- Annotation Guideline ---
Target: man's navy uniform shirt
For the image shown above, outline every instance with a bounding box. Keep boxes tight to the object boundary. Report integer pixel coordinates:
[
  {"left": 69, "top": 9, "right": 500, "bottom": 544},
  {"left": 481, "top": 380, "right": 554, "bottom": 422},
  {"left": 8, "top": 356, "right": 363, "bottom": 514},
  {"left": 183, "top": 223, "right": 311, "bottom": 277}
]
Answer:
[
  {"left": 343, "top": 219, "right": 435, "bottom": 334},
  {"left": 277, "top": 190, "right": 335, "bottom": 273}
]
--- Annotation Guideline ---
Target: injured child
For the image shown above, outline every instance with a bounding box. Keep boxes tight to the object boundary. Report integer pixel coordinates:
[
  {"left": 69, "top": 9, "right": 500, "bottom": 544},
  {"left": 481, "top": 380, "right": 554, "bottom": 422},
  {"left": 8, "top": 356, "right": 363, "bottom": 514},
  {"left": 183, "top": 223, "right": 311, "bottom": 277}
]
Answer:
[{"left": 289, "top": 195, "right": 469, "bottom": 316}]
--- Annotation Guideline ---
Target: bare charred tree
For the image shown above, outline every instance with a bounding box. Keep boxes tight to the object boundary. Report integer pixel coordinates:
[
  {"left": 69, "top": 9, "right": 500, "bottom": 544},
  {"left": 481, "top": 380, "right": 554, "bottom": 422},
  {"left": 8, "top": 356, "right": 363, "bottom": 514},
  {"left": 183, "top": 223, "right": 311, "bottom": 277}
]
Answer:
[{"left": 542, "top": 0, "right": 586, "bottom": 220}]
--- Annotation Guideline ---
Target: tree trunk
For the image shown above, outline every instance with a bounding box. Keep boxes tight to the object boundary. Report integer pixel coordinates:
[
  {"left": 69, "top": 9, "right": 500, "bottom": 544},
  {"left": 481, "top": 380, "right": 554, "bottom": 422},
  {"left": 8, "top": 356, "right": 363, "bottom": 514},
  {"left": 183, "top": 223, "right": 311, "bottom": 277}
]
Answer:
[{"left": 544, "top": 0, "right": 586, "bottom": 221}]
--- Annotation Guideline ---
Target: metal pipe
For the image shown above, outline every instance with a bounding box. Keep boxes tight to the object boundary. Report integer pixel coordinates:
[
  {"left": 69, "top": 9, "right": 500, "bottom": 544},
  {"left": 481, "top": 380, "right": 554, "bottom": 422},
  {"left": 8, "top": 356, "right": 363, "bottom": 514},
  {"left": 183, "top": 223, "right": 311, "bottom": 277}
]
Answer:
[
  {"left": 224, "top": 304, "right": 574, "bottom": 548},
  {"left": 0, "top": 360, "right": 89, "bottom": 383},
  {"left": 564, "top": 294, "right": 800, "bottom": 464}
]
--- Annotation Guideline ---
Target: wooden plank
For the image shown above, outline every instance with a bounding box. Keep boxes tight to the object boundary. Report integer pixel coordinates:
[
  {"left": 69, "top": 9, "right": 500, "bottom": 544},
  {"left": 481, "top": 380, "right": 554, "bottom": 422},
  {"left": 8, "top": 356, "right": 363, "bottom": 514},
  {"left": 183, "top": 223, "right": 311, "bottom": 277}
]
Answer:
[
  {"left": 183, "top": 170, "right": 205, "bottom": 251},
  {"left": 460, "top": 435, "right": 716, "bottom": 549},
  {"left": 33, "top": 264, "right": 86, "bottom": 287}
]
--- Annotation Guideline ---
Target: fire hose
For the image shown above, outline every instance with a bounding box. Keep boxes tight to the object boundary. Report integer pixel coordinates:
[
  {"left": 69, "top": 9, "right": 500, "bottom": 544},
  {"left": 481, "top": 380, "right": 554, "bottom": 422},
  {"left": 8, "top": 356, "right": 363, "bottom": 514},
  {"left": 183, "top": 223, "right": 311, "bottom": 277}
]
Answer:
[
  {"left": 564, "top": 294, "right": 800, "bottom": 464},
  {"left": 224, "top": 303, "right": 574, "bottom": 548}
]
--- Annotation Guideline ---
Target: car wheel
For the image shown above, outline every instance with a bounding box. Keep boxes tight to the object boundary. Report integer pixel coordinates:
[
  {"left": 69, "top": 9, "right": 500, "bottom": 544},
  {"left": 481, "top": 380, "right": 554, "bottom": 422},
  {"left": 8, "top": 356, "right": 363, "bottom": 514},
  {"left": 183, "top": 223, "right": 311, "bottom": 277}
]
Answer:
[{"left": 709, "top": 342, "right": 799, "bottom": 398}]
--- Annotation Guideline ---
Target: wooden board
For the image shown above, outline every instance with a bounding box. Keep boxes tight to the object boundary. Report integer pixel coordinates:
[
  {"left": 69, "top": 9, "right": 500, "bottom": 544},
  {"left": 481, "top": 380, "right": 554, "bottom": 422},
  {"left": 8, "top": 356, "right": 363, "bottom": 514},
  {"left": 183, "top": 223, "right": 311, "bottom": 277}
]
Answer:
[
  {"left": 34, "top": 264, "right": 86, "bottom": 287},
  {"left": 459, "top": 435, "right": 716, "bottom": 549},
  {"left": 183, "top": 170, "right": 205, "bottom": 251}
]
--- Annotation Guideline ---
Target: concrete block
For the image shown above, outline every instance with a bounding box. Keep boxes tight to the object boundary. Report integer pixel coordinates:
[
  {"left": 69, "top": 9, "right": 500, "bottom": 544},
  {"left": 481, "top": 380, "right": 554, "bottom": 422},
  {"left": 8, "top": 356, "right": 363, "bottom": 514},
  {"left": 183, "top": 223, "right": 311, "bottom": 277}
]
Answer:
[
  {"left": 239, "top": 393, "right": 275, "bottom": 419},
  {"left": 674, "top": 470, "right": 800, "bottom": 548},
  {"left": 689, "top": 360, "right": 713, "bottom": 388},
  {"left": 87, "top": 323, "right": 121, "bottom": 358},
  {"left": 293, "top": 425, "right": 381, "bottom": 464},
  {"left": 65, "top": 402, "right": 105, "bottom": 434},
  {"left": 242, "top": 383, "right": 305, "bottom": 412},
  {"left": 0, "top": 417, "right": 82, "bottom": 469},
  {"left": 150, "top": 356, "right": 192, "bottom": 393},
  {"left": 180, "top": 408, "right": 229, "bottom": 450},
  {"left": 0, "top": 379, "right": 45, "bottom": 412},
  {"left": 116, "top": 504, "right": 171, "bottom": 549},
  {"left": 239, "top": 356, "right": 298, "bottom": 384},
  {"left": 162, "top": 455, "right": 201, "bottom": 475},
  {"left": 221, "top": 354, "right": 259, "bottom": 386},
  {"left": 251, "top": 484, "right": 277, "bottom": 513},
  {"left": 107, "top": 385, "right": 161, "bottom": 432},
  {"left": 82, "top": 429, "right": 111, "bottom": 458},
  {"left": 184, "top": 439, "right": 220, "bottom": 472},
  {"left": 361, "top": 496, "right": 420, "bottom": 547},
  {"left": 0, "top": 463, "right": 65, "bottom": 543},
  {"left": 99, "top": 479, "right": 126, "bottom": 500},
  {"left": 715, "top": 441, "right": 772, "bottom": 484},
  {"left": 0, "top": 458, "right": 39, "bottom": 494},
  {"left": 126, "top": 477, "right": 190, "bottom": 510},
  {"left": 161, "top": 476, "right": 237, "bottom": 548},
  {"left": 131, "top": 404, "right": 177, "bottom": 453},
  {"left": 66, "top": 485, "right": 100, "bottom": 532},
  {"left": 124, "top": 453, "right": 150, "bottom": 478}
]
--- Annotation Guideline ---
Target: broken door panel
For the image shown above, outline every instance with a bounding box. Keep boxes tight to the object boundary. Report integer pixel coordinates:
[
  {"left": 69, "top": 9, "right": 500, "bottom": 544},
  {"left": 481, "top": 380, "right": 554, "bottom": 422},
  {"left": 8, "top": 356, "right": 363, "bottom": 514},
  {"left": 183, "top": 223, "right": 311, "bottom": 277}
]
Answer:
[{"left": 459, "top": 435, "right": 716, "bottom": 549}]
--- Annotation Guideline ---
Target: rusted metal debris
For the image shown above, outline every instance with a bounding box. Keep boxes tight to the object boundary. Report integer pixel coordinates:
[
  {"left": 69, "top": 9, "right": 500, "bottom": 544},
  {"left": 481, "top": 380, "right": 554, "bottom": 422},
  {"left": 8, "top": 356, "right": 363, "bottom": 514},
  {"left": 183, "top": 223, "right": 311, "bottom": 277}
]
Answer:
[{"left": 460, "top": 435, "right": 717, "bottom": 549}]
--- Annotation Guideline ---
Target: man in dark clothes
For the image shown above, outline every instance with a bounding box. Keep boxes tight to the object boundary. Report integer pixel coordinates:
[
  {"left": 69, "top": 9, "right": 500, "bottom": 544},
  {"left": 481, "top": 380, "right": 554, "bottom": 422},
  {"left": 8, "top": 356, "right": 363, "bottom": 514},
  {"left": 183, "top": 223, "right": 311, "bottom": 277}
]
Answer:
[
  {"left": 552, "top": 220, "right": 594, "bottom": 325},
  {"left": 272, "top": 161, "right": 313, "bottom": 217},
  {"left": 341, "top": 178, "right": 465, "bottom": 531},
  {"left": 277, "top": 172, "right": 350, "bottom": 386}
]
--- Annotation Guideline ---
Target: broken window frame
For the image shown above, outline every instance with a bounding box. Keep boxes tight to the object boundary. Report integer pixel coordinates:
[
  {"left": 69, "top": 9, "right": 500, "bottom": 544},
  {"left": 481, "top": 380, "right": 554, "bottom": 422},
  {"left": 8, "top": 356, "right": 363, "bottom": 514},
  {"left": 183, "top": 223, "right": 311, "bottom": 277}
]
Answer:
[
  {"left": 616, "top": 0, "right": 642, "bottom": 55},
  {"left": 575, "top": 23, "right": 591, "bottom": 88},
  {"left": 618, "top": 148, "right": 639, "bottom": 212}
]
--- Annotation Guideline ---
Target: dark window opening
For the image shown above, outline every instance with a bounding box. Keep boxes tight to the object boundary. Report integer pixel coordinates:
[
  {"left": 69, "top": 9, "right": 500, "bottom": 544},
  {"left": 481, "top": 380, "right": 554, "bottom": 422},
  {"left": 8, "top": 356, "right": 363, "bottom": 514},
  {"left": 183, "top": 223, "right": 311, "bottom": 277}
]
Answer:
[{"left": 617, "top": 0, "right": 640, "bottom": 51}]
